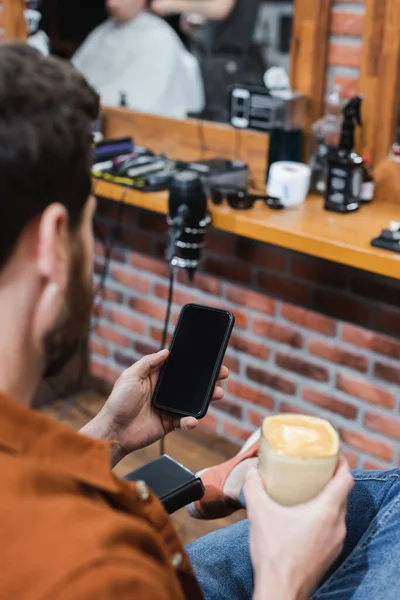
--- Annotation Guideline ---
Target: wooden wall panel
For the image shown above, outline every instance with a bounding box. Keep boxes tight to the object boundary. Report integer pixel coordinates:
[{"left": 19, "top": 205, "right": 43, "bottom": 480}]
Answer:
[
  {"left": 102, "top": 108, "right": 269, "bottom": 194},
  {"left": 0, "top": 0, "right": 27, "bottom": 41},
  {"left": 359, "top": 0, "right": 400, "bottom": 164},
  {"left": 290, "top": 0, "right": 333, "bottom": 155}
]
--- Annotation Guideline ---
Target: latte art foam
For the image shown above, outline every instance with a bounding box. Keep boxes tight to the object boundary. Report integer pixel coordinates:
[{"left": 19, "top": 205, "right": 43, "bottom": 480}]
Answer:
[{"left": 263, "top": 414, "right": 339, "bottom": 458}]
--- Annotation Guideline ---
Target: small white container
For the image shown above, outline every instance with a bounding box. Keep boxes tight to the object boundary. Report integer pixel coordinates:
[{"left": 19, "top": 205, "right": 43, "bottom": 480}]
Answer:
[{"left": 267, "top": 161, "right": 311, "bottom": 208}]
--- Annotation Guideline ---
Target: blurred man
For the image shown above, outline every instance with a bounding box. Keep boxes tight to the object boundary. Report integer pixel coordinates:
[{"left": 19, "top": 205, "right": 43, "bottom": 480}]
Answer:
[{"left": 72, "top": 0, "right": 204, "bottom": 117}]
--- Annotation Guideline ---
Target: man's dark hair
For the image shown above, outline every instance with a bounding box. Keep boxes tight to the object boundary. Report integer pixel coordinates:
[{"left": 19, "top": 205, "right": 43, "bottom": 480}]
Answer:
[{"left": 0, "top": 43, "right": 99, "bottom": 269}]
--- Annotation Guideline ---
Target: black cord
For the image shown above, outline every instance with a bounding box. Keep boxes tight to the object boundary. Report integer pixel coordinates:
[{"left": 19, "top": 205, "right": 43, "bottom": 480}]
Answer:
[
  {"left": 159, "top": 266, "right": 175, "bottom": 456},
  {"left": 91, "top": 186, "right": 127, "bottom": 332}
]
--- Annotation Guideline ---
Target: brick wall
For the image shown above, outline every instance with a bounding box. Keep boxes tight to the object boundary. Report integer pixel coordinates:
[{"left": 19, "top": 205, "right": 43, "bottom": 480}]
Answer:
[
  {"left": 91, "top": 198, "right": 400, "bottom": 470},
  {"left": 327, "top": 0, "right": 366, "bottom": 98}
]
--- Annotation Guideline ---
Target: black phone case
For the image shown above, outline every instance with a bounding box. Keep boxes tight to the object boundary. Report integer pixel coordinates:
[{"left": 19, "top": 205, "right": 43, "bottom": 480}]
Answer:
[
  {"left": 125, "top": 455, "right": 204, "bottom": 515},
  {"left": 152, "top": 304, "right": 235, "bottom": 419}
]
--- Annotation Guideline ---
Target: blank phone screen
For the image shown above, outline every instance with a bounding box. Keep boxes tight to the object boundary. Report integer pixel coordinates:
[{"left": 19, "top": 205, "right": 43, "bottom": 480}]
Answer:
[{"left": 154, "top": 305, "right": 232, "bottom": 417}]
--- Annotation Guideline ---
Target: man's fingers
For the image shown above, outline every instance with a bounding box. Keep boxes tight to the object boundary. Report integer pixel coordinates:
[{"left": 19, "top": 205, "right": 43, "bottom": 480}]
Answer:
[
  {"left": 133, "top": 350, "right": 169, "bottom": 379},
  {"left": 317, "top": 456, "right": 354, "bottom": 506},
  {"left": 179, "top": 416, "right": 198, "bottom": 431},
  {"left": 217, "top": 365, "right": 229, "bottom": 382},
  {"left": 244, "top": 468, "right": 276, "bottom": 516},
  {"left": 211, "top": 386, "right": 224, "bottom": 401}
]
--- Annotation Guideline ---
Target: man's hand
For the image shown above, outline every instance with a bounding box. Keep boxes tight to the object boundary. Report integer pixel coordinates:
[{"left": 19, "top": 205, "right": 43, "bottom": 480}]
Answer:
[
  {"left": 151, "top": 0, "right": 236, "bottom": 21},
  {"left": 244, "top": 457, "right": 354, "bottom": 600},
  {"left": 81, "top": 350, "right": 228, "bottom": 467}
]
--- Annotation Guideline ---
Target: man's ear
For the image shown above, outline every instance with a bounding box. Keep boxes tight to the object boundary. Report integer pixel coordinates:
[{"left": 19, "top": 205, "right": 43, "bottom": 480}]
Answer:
[{"left": 36, "top": 203, "right": 70, "bottom": 293}]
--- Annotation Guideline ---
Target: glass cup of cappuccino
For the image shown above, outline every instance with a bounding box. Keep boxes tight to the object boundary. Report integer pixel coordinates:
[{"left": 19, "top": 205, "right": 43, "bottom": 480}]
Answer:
[{"left": 259, "top": 414, "right": 340, "bottom": 506}]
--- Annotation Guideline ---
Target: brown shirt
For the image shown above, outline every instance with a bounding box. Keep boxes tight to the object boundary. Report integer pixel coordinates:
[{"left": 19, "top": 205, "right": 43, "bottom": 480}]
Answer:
[{"left": 0, "top": 392, "right": 204, "bottom": 600}]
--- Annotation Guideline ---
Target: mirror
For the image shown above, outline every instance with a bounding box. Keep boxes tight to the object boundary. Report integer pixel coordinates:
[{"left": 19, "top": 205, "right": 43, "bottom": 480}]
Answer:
[{"left": 39, "top": 0, "right": 294, "bottom": 124}]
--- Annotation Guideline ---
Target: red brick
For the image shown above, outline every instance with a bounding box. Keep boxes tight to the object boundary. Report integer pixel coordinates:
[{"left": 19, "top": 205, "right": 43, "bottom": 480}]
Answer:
[
  {"left": 342, "top": 324, "right": 400, "bottom": 360},
  {"left": 129, "top": 253, "right": 170, "bottom": 277},
  {"left": 246, "top": 366, "right": 296, "bottom": 395},
  {"left": 154, "top": 284, "right": 198, "bottom": 307},
  {"left": 206, "top": 230, "right": 235, "bottom": 255},
  {"left": 213, "top": 399, "right": 243, "bottom": 420},
  {"left": 248, "top": 410, "right": 266, "bottom": 428},
  {"left": 328, "top": 42, "right": 362, "bottom": 68},
  {"left": 236, "top": 239, "right": 287, "bottom": 272},
  {"left": 334, "top": 75, "right": 359, "bottom": 99},
  {"left": 111, "top": 266, "right": 150, "bottom": 293},
  {"left": 96, "top": 324, "right": 130, "bottom": 347},
  {"left": 225, "top": 285, "right": 276, "bottom": 315},
  {"left": 253, "top": 319, "right": 304, "bottom": 349},
  {"left": 276, "top": 353, "right": 329, "bottom": 382},
  {"left": 336, "top": 373, "right": 394, "bottom": 408},
  {"left": 114, "top": 351, "right": 135, "bottom": 368},
  {"left": 229, "top": 334, "right": 270, "bottom": 359},
  {"left": 137, "top": 210, "right": 166, "bottom": 234},
  {"left": 150, "top": 327, "right": 172, "bottom": 347},
  {"left": 203, "top": 258, "right": 252, "bottom": 285},
  {"left": 108, "top": 309, "right": 146, "bottom": 335},
  {"left": 177, "top": 271, "right": 222, "bottom": 296},
  {"left": 122, "top": 230, "right": 153, "bottom": 254},
  {"left": 222, "top": 421, "right": 254, "bottom": 442},
  {"left": 308, "top": 340, "right": 368, "bottom": 372},
  {"left": 281, "top": 304, "right": 336, "bottom": 336},
  {"left": 98, "top": 287, "right": 123, "bottom": 303},
  {"left": 228, "top": 380, "right": 274, "bottom": 410},
  {"left": 90, "top": 359, "right": 122, "bottom": 383},
  {"left": 313, "top": 289, "right": 370, "bottom": 326},
  {"left": 257, "top": 273, "right": 309, "bottom": 305},
  {"left": 134, "top": 341, "right": 159, "bottom": 356},
  {"left": 291, "top": 256, "right": 347, "bottom": 289},
  {"left": 342, "top": 324, "right": 400, "bottom": 358},
  {"left": 280, "top": 402, "right": 314, "bottom": 417},
  {"left": 89, "top": 339, "right": 109, "bottom": 358},
  {"left": 199, "top": 413, "right": 218, "bottom": 433},
  {"left": 302, "top": 388, "right": 358, "bottom": 420},
  {"left": 363, "top": 460, "right": 385, "bottom": 471},
  {"left": 223, "top": 354, "right": 240, "bottom": 374},
  {"left": 365, "top": 412, "right": 400, "bottom": 441},
  {"left": 330, "top": 11, "right": 364, "bottom": 37},
  {"left": 129, "top": 297, "right": 166, "bottom": 322},
  {"left": 340, "top": 428, "right": 393, "bottom": 462},
  {"left": 374, "top": 362, "right": 400, "bottom": 385},
  {"left": 376, "top": 309, "right": 400, "bottom": 337},
  {"left": 342, "top": 450, "right": 359, "bottom": 470},
  {"left": 351, "top": 277, "right": 400, "bottom": 309}
]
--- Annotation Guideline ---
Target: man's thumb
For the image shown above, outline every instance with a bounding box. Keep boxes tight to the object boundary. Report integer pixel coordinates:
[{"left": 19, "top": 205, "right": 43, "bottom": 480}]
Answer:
[
  {"left": 243, "top": 467, "right": 274, "bottom": 512},
  {"left": 133, "top": 350, "right": 169, "bottom": 378}
]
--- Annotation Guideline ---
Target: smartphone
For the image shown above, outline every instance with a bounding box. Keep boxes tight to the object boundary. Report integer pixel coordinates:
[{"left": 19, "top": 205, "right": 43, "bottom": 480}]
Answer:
[{"left": 152, "top": 304, "right": 234, "bottom": 419}]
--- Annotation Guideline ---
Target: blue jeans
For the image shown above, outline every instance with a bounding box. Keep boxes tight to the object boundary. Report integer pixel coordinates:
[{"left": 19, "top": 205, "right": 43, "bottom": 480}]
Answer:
[{"left": 186, "top": 469, "right": 400, "bottom": 599}]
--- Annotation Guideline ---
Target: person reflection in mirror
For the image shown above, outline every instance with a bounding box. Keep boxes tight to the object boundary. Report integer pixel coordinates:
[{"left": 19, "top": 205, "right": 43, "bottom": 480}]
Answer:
[{"left": 72, "top": 0, "right": 204, "bottom": 118}]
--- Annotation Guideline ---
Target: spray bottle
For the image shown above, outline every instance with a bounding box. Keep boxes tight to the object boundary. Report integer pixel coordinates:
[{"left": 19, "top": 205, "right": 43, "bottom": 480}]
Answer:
[{"left": 324, "top": 95, "right": 363, "bottom": 213}]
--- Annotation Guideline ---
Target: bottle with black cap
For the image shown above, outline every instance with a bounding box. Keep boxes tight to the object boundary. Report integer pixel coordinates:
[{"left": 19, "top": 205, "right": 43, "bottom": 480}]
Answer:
[
  {"left": 324, "top": 95, "right": 363, "bottom": 213},
  {"left": 166, "top": 171, "right": 210, "bottom": 282}
]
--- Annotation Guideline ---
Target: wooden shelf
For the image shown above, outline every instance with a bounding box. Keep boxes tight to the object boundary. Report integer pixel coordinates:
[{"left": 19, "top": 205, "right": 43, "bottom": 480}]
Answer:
[{"left": 94, "top": 179, "right": 400, "bottom": 281}]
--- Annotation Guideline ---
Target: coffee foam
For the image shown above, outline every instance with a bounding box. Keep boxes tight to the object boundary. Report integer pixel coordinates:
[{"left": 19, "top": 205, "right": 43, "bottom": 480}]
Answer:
[{"left": 262, "top": 414, "right": 339, "bottom": 459}]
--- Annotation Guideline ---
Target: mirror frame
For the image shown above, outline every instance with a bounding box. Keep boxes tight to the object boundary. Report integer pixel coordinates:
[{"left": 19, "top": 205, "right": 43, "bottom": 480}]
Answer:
[
  {"left": 290, "top": 0, "right": 333, "bottom": 153},
  {"left": 359, "top": 0, "right": 400, "bottom": 165},
  {"left": 1, "top": 0, "right": 27, "bottom": 40}
]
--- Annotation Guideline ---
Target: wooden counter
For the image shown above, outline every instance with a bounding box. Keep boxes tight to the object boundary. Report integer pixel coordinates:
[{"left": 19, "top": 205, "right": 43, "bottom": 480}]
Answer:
[{"left": 94, "top": 179, "right": 400, "bottom": 281}]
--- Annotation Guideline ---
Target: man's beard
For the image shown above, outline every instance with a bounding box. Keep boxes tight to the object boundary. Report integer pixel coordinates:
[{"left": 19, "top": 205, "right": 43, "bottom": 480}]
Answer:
[{"left": 43, "top": 246, "right": 93, "bottom": 378}]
